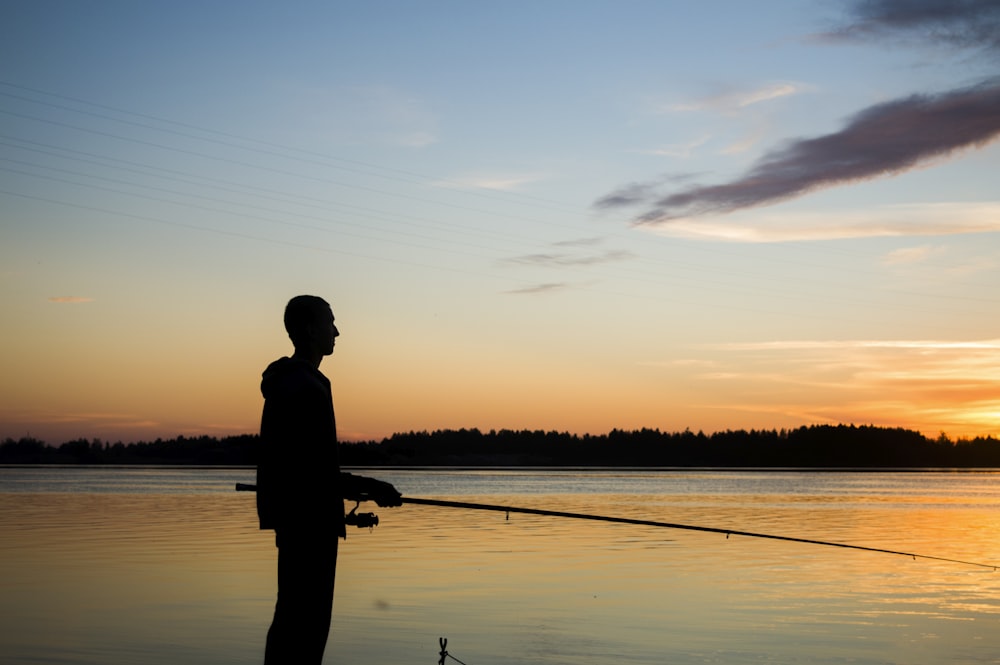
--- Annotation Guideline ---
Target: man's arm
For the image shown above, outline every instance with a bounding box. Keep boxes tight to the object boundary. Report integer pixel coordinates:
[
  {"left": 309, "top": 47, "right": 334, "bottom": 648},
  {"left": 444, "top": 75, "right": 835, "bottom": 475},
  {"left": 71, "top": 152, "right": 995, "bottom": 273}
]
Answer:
[{"left": 340, "top": 472, "right": 403, "bottom": 506}]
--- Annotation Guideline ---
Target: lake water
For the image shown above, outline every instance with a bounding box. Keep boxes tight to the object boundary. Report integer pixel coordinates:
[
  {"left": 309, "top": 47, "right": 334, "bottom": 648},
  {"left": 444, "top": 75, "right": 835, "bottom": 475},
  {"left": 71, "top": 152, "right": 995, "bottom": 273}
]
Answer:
[{"left": 1, "top": 467, "right": 998, "bottom": 665}]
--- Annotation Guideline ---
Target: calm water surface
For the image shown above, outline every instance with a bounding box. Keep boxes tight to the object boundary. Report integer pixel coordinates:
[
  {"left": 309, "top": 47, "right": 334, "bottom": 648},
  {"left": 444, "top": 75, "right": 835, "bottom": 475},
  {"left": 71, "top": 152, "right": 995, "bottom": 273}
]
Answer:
[{"left": 1, "top": 467, "right": 998, "bottom": 664}]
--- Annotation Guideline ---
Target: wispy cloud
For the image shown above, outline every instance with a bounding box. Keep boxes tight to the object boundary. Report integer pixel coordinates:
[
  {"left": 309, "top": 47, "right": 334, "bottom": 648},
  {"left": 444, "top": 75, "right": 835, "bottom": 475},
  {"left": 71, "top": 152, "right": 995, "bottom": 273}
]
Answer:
[
  {"left": 502, "top": 235, "right": 636, "bottom": 268},
  {"left": 592, "top": 173, "right": 701, "bottom": 210},
  {"left": 599, "top": 80, "right": 1000, "bottom": 225},
  {"left": 705, "top": 339, "right": 1000, "bottom": 352},
  {"left": 433, "top": 172, "right": 546, "bottom": 191},
  {"left": 631, "top": 135, "right": 712, "bottom": 159},
  {"left": 599, "top": 2, "right": 1000, "bottom": 232},
  {"left": 23, "top": 409, "right": 159, "bottom": 429},
  {"left": 48, "top": 296, "right": 94, "bottom": 304},
  {"left": 551, "top": 236, "right": 605, "bottom": 248},
  {"left": 504, "top": 249, "right": 635, "bottom": 268},
  {"left": 881, "top": 244, "right": 938, "bottom": 266},
  {"left": 720, "top": 131, "right": 763, "bottom": 155},
  {"left": 820, "top": 0, "right": 1000, "bottom": 52},
  {"left": 504, "top": 282, "right": 570, "bottom": 295},
  {"left": 671, "top": 337, "right": 1000, "bottom": 436},
  {"left": 664, "top": 82, "right": 804, "bottom": 113},
  {"left": 501, "top": 238, "right": 635, "bottom": 294},
  {"left": 638, "top": 202, "right": 1000, "bottom": 242}
]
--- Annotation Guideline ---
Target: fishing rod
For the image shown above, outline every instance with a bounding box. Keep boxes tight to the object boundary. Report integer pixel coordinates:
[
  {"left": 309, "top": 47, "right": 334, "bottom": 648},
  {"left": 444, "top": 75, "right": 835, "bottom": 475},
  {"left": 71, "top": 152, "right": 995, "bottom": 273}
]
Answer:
[{"left": 234, "top": 483, "right": 997, "bottom": 570}]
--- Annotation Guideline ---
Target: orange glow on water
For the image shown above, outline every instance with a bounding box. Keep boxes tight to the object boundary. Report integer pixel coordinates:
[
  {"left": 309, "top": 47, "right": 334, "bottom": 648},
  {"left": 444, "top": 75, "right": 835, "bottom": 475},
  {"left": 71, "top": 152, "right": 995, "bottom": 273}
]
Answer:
[{"left": 2, "top": 469, "right": 999, "bottom": 664}]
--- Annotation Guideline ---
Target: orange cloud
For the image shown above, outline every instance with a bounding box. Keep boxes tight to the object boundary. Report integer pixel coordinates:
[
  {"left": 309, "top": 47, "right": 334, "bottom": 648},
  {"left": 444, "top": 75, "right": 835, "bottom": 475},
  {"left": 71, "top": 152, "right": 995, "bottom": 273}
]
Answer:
[{"left": 676, "top": 339, "right": 1000, "bottom": 438}]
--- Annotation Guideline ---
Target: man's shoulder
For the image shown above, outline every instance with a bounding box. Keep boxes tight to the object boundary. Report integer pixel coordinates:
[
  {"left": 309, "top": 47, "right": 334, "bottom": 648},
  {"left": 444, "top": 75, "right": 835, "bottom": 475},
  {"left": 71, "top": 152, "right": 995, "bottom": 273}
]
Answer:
[{"left": 261, "top": 356, "right": 329, "bottom": 398}]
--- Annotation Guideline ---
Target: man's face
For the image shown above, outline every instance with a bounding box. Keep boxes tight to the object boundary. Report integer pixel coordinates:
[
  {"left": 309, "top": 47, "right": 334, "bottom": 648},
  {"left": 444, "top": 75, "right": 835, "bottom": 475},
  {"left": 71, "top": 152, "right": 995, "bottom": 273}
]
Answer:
[{"left": 317, "top": 308, "right": 340, "bottom": 356}]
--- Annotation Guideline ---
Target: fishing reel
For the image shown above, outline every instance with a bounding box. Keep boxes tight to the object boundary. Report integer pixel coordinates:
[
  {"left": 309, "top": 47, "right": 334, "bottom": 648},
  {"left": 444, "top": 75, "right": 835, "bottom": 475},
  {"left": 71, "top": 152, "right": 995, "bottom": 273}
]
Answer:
[{"left": 344, "top": 501, "right": 379, "bottom": 529}]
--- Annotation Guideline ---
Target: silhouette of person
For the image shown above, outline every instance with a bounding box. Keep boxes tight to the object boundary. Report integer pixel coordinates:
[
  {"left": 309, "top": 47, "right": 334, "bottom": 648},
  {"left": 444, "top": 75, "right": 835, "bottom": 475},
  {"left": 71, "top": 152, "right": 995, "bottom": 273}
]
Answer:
[{"left": 257, "top": 295, "right": 401, "bottom": 664}]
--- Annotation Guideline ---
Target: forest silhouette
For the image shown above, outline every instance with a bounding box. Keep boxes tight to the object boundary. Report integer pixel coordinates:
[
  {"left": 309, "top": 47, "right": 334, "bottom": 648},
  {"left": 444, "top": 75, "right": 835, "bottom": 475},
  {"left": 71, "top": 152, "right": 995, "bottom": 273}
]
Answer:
[{"left": 2, "top": 425, "right": 1000, "bottom": 467}]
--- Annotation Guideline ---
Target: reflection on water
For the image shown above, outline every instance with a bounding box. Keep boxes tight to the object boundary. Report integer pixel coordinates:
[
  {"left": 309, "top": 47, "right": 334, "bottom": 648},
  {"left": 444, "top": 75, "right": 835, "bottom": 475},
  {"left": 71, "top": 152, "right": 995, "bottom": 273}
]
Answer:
[{"left": 0, "top": 468, "right": 998, "bottom": 664}]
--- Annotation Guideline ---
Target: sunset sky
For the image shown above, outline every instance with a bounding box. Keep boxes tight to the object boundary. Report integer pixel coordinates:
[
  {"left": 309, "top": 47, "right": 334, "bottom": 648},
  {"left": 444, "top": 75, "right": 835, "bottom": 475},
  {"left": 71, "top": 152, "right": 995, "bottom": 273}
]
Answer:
[{"left": 2, "top": 1, "right": 999, "bottom": 444}]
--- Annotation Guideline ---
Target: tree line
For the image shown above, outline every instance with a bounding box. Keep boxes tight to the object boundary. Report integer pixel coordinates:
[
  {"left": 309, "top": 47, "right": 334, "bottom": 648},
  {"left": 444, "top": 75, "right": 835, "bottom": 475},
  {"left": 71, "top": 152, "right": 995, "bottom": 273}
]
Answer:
[{"left": 2, "top": 424, "right": 1000, "bottom": 467}]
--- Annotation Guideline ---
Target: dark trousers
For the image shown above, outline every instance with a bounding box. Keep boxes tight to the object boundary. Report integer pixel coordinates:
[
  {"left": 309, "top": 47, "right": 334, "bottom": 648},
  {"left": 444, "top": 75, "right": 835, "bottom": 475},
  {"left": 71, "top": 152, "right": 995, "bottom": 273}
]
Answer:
[{"left": 264, "top": 532, "right": 339, "bottom": 665}]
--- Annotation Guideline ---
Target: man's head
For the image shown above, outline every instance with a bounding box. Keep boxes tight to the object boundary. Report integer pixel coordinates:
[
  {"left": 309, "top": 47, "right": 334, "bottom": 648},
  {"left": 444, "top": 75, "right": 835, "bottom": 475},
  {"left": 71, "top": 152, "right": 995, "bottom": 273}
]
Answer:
[{"left": 284, "top": 295, "right": 339, "bottom": 356}]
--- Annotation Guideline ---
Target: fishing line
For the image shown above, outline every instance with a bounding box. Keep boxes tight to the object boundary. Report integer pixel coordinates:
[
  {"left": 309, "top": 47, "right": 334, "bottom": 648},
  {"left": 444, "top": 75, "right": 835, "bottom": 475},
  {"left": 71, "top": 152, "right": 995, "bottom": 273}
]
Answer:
[
  {"left": 403, "top": 497, "right": 998, "bottom": 569},
  {"left": 233, "top": 484, "right": 997, "bottom": 570}
]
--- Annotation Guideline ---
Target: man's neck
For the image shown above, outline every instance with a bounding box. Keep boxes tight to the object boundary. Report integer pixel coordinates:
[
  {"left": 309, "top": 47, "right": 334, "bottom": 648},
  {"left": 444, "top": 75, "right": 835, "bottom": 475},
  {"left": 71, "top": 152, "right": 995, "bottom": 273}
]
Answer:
[{"left": 291, "top": 349, "right": 323, "bottom": 369}]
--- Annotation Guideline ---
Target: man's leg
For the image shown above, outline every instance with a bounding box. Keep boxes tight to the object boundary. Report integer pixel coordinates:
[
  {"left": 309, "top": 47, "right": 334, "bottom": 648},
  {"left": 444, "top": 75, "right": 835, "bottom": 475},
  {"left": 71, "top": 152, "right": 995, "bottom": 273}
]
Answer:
[{"left": 265, "top": 533, "right": 338, "bottom": 664}]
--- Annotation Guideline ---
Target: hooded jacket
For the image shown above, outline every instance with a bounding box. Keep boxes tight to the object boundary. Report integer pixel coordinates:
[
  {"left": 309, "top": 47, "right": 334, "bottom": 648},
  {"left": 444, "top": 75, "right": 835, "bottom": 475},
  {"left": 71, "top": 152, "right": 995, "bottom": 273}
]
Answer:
[{"left": 256, "top": 356, "right": 346, "bottom": 539}]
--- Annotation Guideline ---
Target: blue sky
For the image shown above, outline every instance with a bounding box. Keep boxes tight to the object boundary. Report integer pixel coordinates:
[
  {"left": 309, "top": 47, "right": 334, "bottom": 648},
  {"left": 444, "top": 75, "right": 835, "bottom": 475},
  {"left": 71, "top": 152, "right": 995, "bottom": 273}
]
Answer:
[{"left": 2, "top": 1, "right": 999, "bottom": 443}]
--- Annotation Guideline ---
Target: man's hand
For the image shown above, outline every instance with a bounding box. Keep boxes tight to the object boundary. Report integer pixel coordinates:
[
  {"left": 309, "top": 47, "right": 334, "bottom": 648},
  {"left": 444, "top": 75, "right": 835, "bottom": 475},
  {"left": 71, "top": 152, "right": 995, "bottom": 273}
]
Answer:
[
  {"left": 367, "top": 477, "right": 403, "bottom": 507},
  {"left": 342, "top": 473, "right": 403, "bottom": 507}
]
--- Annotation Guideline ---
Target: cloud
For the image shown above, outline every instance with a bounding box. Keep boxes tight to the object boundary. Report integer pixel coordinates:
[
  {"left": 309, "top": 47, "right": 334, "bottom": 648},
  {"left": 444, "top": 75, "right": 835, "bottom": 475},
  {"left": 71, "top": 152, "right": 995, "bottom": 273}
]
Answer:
[
  {"left": 664, "top": 82, "right": 804, "bottom": 113},
  {"left": 720, "top": 132, "right": 763, "bottom": 155},
  {"left": 24, "top": 409, "right": 158, "bottom": 429},
  {"left": 881, "top": 244, "right": 937, "bottom": 265},
  {"left": 551, "top": 236, "right": 605, "bottom": 248},
  {"left": 637, "top": 202, "right": 1000, "bottom": 242},
  {"left": 674, "top": 337, "right": 1000, "bottom": 436},
  {"left": 824, "top": 0, "right": 1000, "bottom": 52},
  {"left": 599, "top": 3, "right": 1000, "bottom": 232},
  {"left": 504, "top": 282, "right": 570, "bottom": 295},
  {"left": 632, "top": 135, "right": 712, "bottom": 159},
  {"left": 433, "top": 172, "right": 547, "bottom": 191},
  {"left": 599, "top": 80, "right": 1000, "bottom": 225},
  {"left": 706, "top": 339, "right": 1000, "bottom": 352},
  {"left": 501, "top": 238, "right": 634, "bottom": 293},
  {"left": 501, "top": 235, "right": 636, "bottom": 267},
  {"left": 595, "top": 173, "right": 701, "bottom": 209},
  {"left": 503, "top": 249, "right": 635, "bottom": 267},
  {"left": 48, "top": 296, "right": 94, "bottom": 303}
]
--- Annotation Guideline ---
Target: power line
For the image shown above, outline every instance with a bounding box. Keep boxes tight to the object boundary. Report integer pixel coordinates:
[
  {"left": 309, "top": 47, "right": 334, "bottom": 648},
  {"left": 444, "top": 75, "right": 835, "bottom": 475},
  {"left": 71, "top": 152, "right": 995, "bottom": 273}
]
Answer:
[
  {"left": 0, "top": 80, "right": 582, "bottom": 212},
  {"left": 3, "top": 82, "right": 995, "bottom": 324}
]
